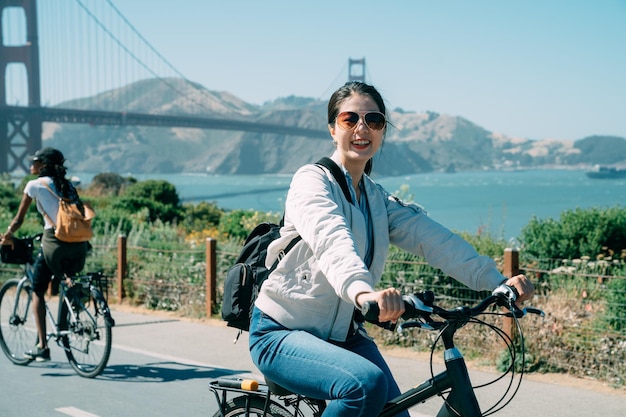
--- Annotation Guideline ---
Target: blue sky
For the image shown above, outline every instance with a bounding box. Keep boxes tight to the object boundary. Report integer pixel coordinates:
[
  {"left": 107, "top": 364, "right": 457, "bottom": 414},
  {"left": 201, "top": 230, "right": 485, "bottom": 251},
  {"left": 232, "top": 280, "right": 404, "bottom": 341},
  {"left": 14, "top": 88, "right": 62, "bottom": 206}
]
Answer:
[
  {"left": 7, "top": 0, "right": 626, "bottom": 141},
  {"left": 115, "top": 0, "right": 626, "bottom": 141}
]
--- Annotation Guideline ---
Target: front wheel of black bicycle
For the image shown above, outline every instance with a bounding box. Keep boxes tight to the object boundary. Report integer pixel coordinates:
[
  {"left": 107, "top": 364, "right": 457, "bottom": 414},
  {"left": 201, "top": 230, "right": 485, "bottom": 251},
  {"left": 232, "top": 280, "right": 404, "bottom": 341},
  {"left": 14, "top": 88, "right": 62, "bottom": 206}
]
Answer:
[
  {"left": 59, "top": 293, "right": 112, "bottom": 378},
  {"left": 0, "top": 278, "right": 36, "bottom": 366},
  {"left": 211, "top": 396, "right": 293, "bottom": 417}
]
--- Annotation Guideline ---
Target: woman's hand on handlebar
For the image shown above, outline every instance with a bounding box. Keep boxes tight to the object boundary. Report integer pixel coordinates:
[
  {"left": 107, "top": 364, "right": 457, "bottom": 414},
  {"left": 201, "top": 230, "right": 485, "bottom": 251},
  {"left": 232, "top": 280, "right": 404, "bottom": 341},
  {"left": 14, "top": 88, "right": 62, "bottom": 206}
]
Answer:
[
  {"left": 356, "top": 288, "right": 405, "bottom": 323},
  {"left": 502, "top": 274, "right": 535, "bottom": 304},
  {"left": 0, "top": 233, "right": 13, "bottom": 246}
]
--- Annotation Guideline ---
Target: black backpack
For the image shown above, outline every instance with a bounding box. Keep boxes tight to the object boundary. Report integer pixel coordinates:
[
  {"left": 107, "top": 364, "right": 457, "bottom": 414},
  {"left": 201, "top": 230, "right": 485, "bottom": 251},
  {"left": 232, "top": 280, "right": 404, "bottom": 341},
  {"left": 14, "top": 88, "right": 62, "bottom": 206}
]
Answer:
[{"left": 221, "top": 157, "right": 353, "bottom": 338}]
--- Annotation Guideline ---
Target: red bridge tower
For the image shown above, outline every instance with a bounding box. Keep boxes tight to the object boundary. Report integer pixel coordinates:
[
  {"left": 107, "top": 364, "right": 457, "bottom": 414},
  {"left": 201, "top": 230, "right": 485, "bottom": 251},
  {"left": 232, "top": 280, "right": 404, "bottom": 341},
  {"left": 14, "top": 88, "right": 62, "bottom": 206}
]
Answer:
[{"left": 0, "top": 0, "right": 42, "bottom": 173}]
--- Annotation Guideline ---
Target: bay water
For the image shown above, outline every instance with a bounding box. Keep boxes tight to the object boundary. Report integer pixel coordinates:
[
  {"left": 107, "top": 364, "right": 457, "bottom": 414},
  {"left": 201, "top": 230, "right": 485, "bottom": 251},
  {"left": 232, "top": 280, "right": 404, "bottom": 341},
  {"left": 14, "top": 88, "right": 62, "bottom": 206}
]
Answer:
[{"left": 77, "top": 169, "right": 625, "bottom": 240}]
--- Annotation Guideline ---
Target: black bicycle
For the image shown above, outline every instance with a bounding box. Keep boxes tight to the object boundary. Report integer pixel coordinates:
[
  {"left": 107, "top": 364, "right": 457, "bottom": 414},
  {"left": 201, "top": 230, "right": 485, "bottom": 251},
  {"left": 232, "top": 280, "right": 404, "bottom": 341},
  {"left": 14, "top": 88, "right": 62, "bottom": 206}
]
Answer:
[
  {"left": 0, "top": 234, "right": 115, "bottom": 378},
  {"left": 209, "top": 284, "right": 543, "bottom": 417}
]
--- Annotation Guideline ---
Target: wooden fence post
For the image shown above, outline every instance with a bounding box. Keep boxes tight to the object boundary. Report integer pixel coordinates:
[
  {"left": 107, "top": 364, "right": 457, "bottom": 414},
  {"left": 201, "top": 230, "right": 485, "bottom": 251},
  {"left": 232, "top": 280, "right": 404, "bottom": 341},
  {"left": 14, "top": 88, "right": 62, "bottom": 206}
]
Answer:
[
  {"left": 117, "top": 234, "right": 127, "bottom": 304},
  {"left": 206, "top": 237, "right": 217, "bottom": 317},
  {"left": 502, "top": 247, "right": 520, "bottom": 342},
  {"left": 503, "top": 248, "right": 520, "bottom": 279}
]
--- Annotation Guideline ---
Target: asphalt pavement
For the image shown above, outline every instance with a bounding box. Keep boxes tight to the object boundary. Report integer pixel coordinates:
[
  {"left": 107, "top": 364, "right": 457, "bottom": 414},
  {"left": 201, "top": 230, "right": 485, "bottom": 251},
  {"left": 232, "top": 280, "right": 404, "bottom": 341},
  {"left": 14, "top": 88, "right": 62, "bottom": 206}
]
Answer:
[{"left": 110, "top": 305, "right": 625, "bottom": 417}]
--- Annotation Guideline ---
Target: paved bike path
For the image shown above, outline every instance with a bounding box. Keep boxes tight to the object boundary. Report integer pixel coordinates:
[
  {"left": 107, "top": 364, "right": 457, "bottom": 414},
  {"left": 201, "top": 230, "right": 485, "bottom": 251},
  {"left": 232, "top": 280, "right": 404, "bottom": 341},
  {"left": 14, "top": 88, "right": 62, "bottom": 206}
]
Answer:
[{"left": 109, "top": 305, "right": 625, "bottom": 417}]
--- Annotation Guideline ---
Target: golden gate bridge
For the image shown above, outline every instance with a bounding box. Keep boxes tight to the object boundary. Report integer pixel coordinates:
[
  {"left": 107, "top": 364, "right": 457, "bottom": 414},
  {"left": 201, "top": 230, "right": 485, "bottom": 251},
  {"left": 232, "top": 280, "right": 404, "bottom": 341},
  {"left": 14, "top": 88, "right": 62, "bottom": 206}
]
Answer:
[{"left": 0, "top": 0, "right": 367, "bottom": 174}]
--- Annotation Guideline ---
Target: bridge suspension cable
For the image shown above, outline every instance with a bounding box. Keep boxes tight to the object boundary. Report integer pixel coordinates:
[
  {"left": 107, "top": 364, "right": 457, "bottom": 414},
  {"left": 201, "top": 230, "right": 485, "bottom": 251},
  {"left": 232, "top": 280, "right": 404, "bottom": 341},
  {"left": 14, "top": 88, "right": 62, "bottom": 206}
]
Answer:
[
  {"left": 38, "top": 0, "right": 212, "bottom": 113},
  {"left": 0, "top": 0, "right": 338, "bottom": 174}
]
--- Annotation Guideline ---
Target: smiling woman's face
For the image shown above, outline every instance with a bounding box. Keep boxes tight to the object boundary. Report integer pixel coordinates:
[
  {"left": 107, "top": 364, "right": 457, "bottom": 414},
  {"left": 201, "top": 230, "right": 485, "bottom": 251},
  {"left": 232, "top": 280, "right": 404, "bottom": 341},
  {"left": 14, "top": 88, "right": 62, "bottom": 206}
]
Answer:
[{"left": 329, "top": 94, "right": 384, "bottom": 173}]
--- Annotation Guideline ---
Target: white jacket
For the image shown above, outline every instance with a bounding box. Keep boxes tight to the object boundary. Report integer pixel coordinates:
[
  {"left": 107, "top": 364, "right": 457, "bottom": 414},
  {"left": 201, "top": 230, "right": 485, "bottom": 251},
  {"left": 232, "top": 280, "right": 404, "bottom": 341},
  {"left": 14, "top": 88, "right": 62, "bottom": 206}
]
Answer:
[{"left": 255, "top": 157, "right": 506, "bottom": 341}]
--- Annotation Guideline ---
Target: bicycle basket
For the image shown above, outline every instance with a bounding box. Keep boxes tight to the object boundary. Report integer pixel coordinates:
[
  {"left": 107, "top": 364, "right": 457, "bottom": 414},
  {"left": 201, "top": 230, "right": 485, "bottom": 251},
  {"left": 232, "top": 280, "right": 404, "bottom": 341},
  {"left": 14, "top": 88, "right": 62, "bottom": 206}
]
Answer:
[{"left": 0, "top": 237, "right": 33, "bottom": 264}]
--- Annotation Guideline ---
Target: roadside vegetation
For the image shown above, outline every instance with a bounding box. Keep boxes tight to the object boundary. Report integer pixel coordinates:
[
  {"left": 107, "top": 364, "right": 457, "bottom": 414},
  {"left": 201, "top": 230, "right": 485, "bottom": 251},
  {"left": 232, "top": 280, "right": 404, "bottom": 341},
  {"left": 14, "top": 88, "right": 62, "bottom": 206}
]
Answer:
[{"left": 1, "top": 172, "right": 625, "bottom": 386}]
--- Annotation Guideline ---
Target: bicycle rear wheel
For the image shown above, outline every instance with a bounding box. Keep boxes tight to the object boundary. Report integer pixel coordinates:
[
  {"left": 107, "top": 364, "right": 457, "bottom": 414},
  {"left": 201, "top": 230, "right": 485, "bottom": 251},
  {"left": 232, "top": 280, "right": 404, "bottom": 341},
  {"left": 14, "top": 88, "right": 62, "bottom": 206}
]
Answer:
[
  {"left": 211, "top": 396, "right": 293, "bottom": 417},
  {"left": 59, "top": 291, "right": 112, "bottom": 378},
  {"left": 0, "top": 278, "right": 36, "bottom": 365}
]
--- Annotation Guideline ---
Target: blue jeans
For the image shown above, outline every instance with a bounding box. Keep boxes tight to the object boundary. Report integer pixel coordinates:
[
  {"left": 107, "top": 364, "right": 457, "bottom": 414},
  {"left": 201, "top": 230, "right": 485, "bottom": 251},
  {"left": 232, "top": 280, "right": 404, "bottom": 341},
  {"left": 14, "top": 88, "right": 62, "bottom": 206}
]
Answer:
[{"left": 249, "top": 307, "right": 410, "bottom": 417}]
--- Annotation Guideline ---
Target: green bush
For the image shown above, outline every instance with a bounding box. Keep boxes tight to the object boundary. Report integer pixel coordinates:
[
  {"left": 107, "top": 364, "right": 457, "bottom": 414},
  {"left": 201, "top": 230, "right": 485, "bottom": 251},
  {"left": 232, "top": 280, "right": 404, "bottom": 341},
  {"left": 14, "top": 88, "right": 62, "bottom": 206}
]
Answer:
[
  {"left": 218, "top": 209, "right": 255, "bottom": 240},
  {"left": 0, "top": 176, "right": 20, "bottom": 213},
  {"left": 457, "top": 231, "right": 507, "bottom": 259},
  {"left": 496, "top": 346, "right": 539, "bottom": 373},
  {"left": 90, "top": 205, "right": 136, "bottom": 237},
  {"left": 520, "top": 206, "right": 626, "bottom": 260},
  {"left": 86, "top": 172, "right": 136, "bottom": 196},
  {"left": 122, "top": 179, "right": 180, "bottom": 206},
  {"left": 114, "top": 180, "right": 183, "bottom": 223},
  {"left": 111, "top": 196, "right": 182, "bottom": 223},
  {"left": 605, "top": 276, "right": 626, "bottom": 332},
  {"left": 180, "top": 201, "right": 223, "bottom": 233}
]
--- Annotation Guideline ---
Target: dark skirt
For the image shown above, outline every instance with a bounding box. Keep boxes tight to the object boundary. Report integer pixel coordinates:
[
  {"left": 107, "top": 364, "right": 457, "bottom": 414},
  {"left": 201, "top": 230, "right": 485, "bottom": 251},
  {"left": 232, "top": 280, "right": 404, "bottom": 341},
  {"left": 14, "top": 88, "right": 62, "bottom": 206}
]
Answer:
[{"left": 41, "top": 228, "right": 88, "bottom": 278}]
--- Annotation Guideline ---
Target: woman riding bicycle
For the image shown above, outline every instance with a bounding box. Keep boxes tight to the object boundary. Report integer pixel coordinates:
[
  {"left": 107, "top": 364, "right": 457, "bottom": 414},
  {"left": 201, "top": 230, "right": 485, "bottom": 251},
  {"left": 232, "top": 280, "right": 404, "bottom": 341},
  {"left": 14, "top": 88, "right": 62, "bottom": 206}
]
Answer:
[
  {"left": 248, "top": 82, "right": 535, "bottom": 417},
  {"left": 0, "top": 147, "right": 89, "bottom": 362}
]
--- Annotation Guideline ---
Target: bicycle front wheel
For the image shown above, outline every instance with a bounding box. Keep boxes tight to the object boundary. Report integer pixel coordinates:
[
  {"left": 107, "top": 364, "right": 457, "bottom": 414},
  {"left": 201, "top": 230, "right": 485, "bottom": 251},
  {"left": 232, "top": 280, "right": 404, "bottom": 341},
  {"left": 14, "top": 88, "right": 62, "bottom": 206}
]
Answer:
[
  {"left": 59, "top": 294, "right": 112, "bottom": 378},
  {"left": 212, "top": 396, "right": 294, "bottom": 417},
  {"left": 0, "top": 278, "right": 36, "bottom": 365}
]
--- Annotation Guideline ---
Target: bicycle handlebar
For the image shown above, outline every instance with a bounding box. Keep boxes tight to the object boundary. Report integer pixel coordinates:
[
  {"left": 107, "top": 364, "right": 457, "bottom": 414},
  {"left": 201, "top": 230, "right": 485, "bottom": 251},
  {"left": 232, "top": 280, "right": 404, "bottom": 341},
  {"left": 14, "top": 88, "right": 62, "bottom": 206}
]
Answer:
[{"left": 361, "top": 285, "right": 544, "bottom": 328}]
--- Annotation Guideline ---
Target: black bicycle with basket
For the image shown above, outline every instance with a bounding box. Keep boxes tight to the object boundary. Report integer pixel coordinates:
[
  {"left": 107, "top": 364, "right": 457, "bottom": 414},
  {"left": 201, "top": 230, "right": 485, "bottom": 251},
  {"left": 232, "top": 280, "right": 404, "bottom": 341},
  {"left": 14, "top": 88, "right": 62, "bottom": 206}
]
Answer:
[
  {"left": 0, "top": 234, "right": 115, "bottom": 378},
  {"left": 209, "top": 284, "right": 543, "bottom": 417}
]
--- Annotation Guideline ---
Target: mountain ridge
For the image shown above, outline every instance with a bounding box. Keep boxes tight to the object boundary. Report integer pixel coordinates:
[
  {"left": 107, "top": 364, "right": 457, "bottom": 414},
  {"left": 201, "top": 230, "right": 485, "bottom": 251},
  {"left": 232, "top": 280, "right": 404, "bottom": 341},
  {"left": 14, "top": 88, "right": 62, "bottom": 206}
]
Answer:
[{"left": 42, "top": 78, "right": 626, "bottom": 175}]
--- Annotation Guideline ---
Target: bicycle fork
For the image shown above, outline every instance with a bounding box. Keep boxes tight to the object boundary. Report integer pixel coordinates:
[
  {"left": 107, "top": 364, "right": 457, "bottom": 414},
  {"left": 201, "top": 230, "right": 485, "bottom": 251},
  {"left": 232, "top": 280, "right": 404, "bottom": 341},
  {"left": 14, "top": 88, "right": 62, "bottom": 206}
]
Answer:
[
  {"left": 380, "top": 322, "right": 482, "bottom": 417},
  {"left": 437, "top": 348, "right": 482, "bottom": 417},
  {"left": 8, "top": 278, "right": 32, "bottom": 327},
  {"left": 379, "top": 347, "right": 481, "bottom": 417}
]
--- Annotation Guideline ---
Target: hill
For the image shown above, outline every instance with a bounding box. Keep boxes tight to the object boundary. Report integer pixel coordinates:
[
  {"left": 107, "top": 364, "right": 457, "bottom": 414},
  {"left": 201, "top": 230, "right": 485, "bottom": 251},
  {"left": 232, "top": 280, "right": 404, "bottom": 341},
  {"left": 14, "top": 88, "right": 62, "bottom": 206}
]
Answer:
[{"left": 42, "top": 78, "right": 626, "bottom": 175}]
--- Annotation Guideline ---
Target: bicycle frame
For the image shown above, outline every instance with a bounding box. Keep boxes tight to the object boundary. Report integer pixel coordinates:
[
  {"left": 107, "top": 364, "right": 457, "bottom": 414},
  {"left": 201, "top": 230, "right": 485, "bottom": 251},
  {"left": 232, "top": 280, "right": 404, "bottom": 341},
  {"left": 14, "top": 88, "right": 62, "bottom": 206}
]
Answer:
[
  {"left": 209, "top": 287, "right": 541, "bottom": 417},
  {"left": 7, "top": 271, "right": 93, "bottom": 347},
  {"left": 209, "top": 323, "right": 481, "bottom": 417},
  {"left": 379, "top": 329, "right": 481, "bottom": 417},
  {"left": 45, "top": 281, "right": 84, "bottom": 343},
  {"left": 209, "top": 346, "right": 479, "bottom": 417},
  {"left": 1, "top": 235, "right": 114, "bottom": 378}
]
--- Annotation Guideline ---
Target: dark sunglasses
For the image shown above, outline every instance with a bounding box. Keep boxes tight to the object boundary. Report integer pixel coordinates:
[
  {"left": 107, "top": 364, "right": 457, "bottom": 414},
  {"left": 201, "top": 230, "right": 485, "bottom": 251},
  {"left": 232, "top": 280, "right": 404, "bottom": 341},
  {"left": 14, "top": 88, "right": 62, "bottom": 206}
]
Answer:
[{"left": 335, "top": 111, "right": 386, "bottom": 131}]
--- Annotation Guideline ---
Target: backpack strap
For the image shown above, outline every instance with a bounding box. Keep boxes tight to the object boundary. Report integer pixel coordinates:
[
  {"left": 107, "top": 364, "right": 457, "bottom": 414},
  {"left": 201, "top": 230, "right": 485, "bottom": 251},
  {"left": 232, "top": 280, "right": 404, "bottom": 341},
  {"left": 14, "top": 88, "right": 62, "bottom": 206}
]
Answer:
[
  {"left": 315, "top": 157, "right": 353, "bottom": 204},
  {"left": 38, "top": 179, "right": 60, "bottom": 228},
  {"left": 271, "top": 158, "right": 353, "bottom": 268},
  {"left": 269, "top": 233, "right": 302, "bottom": 271},
  {"left": 39, "top": 179, "right": 65, "bottom": 201}
]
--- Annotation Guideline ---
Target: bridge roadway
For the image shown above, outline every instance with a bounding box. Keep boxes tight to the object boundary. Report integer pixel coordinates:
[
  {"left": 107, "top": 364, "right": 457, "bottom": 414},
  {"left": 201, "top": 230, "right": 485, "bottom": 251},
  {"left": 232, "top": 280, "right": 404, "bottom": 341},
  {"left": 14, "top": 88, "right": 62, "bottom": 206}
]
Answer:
[
  {"left": 1, "top": 304, "right": 623, "bottom": 416},
  {"left": 1, "top": 105, "right": 329, "bottom": 139}
]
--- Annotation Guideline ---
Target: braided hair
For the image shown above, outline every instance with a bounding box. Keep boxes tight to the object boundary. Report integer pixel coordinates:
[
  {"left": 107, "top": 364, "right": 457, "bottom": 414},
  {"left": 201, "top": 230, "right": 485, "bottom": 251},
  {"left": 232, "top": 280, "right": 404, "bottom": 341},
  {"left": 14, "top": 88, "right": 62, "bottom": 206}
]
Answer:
[{"left": 34, "top": 148, "right": 85, "bottom": 213}]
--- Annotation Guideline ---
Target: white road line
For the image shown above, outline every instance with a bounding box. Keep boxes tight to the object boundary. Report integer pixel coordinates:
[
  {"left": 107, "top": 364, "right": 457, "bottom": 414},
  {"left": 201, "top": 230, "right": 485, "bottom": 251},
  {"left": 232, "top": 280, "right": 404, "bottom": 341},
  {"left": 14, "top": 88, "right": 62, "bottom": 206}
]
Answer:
[
  {"left": 55, "top": 406, "right": 100, "bottom": 417},
  {"left": 110, "top": 343, "right": 258, "bottom": 380},
  {"left": 111, "top": 344, "right": 433, "bottom": 417},
  {"left": 112, "top": 343, "right": 217, "bottom": 368}
]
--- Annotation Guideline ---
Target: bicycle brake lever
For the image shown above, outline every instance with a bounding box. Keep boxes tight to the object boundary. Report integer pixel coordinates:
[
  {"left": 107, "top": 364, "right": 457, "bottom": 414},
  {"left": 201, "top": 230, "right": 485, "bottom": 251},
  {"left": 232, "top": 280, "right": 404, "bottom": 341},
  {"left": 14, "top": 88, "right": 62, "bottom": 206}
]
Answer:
[
  {"left": 403, "top": 294, "right": 433, "bottom": 317},
  {"left": 397, "top": 320, "right": 434, "bottom": 333},
  {"left": 523, "top": 307, "right": 545, "bottom": 317}
]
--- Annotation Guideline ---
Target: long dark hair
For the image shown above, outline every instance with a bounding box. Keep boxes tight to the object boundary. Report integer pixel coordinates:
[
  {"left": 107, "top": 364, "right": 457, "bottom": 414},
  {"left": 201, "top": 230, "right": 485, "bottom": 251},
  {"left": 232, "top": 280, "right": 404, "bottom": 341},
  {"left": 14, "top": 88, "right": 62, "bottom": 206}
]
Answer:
[
  {"left": 327, "top": 81, "right": 387, "bottom": 175},
  {"left": 37, "top": 148, "right": 83, "bottom": 211}
]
